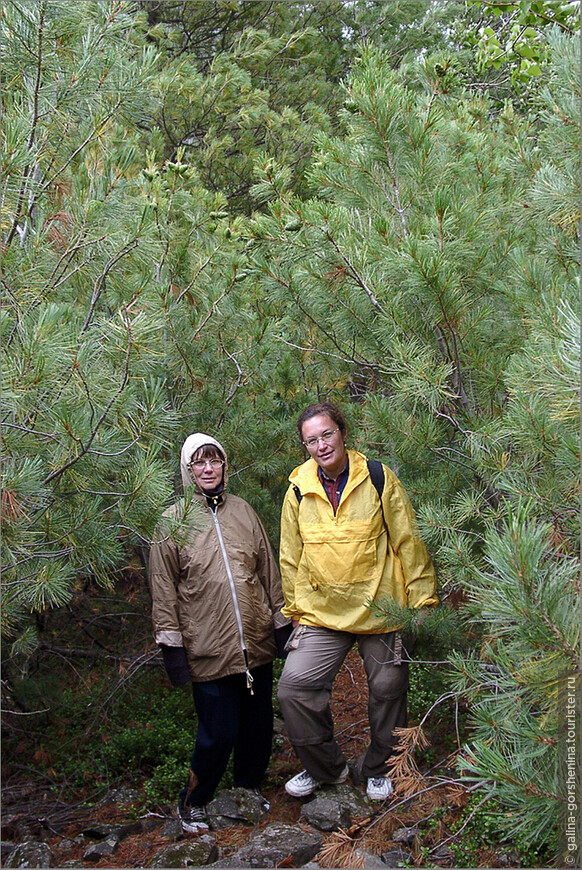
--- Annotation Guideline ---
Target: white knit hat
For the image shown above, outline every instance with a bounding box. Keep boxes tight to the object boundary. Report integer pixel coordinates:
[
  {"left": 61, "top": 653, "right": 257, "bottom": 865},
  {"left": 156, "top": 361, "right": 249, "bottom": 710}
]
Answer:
[{"left": 180, "top": 433, "right": 228, "bottom": 489}]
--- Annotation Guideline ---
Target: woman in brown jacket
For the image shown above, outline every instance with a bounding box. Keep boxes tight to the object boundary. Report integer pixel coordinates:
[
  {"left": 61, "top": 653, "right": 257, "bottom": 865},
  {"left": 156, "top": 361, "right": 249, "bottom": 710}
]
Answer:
[{"left": 149, "top": 433, "right": 290, "bottom": 834}]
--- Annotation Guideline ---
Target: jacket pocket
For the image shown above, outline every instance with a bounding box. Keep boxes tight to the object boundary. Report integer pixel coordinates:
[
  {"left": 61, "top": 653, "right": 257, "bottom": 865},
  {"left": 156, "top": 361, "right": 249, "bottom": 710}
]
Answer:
[
  {"left": 300, "top": 517, "right": 381, "bottom": 587},
  {"left": 178, "top": 590, "right": 221, "bottom": 658},
  {"left": 303, "top": 536, "right": 378, "bottom": 586},
  {"left": 241, "top": 576, "right": 274, "bottom": 646}
]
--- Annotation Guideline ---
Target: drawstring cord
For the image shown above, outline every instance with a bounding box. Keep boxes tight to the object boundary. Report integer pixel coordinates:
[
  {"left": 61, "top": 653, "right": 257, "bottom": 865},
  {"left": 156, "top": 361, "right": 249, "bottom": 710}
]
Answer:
[
  {"left": 245, "top": 669, "right": 254, "bottom": 694},
  {"left": 243, "top": 650, "right": 254, "bottom": 694}
]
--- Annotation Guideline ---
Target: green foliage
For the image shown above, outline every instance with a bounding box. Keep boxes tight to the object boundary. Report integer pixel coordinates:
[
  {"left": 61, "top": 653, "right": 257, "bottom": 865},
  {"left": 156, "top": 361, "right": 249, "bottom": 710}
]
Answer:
[
  {"left": 32, "top": 668, "right": 196, "bottom": 805},
  {"left": 139, "top": 1, "right": 351, "bottom": 210},
  {"left": 1, "top": 0, "right": 180, "bottom": 654},
  {"left": 2, "top": 2, "right": 580, "bottom": 856},
  {"left": 101, "top": 687, "right": 196, "bottom": 805},
  {"left": 447, "top": 502, "right": 579, "bottom": 849},
  {"left": 369, "top": 598, "right": 466, "bottom": 653},
  {"left": 449, "top": 794, "right": 555, "bottom": 867},
  {"left": 247, "top": 31, "right": 579, "bottom": 855},
  {"left": 468, "top": 0, "right": 579, "bottom": 81},
  {"left": 408, "top": 662, "right": 455, "bottom": 729}
]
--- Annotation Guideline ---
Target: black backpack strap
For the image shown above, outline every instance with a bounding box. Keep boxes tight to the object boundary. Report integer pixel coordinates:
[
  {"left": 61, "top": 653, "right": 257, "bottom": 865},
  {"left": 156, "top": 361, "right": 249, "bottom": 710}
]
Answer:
[
  {"left": 367, "top": 459, "right": 386, "bottom": 529},
  {"left": 293, "top": 484, "right": 303, "bottom": 504},
  {"left": 367, "top": 459, "right": 384, "bottom": 501}
]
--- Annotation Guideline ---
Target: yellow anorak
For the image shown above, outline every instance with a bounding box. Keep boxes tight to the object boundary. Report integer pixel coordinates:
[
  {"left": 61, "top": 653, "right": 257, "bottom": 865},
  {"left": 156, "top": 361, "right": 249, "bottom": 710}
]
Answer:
[{"left": 279, "top": 450, "right": 437, "bottom": 633}]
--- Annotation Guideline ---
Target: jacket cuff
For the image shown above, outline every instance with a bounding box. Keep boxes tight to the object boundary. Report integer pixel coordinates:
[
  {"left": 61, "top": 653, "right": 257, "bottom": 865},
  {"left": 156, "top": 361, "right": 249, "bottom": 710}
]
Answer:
[
  {"left": 273, "top": 611, "right": 292, "bottom": 629},
  {"left": 155, "top": 629, "right": 183, "bottom": 646}
]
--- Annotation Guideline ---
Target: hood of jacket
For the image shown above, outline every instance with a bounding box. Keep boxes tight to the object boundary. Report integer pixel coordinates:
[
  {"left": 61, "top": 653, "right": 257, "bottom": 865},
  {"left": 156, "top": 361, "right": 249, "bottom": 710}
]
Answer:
[{"left": 180, "top": 432, "right": 229, "bottom": 491}]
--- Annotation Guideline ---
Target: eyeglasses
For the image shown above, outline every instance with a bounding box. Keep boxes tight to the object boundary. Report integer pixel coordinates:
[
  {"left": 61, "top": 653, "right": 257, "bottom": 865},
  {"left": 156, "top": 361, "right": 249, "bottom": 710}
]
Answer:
[
  {"left": 302, "top": 428, "right": 340, "bottom": 449},
  {"left": 190, "top": 459, "right": 224, "bottom": 470}
]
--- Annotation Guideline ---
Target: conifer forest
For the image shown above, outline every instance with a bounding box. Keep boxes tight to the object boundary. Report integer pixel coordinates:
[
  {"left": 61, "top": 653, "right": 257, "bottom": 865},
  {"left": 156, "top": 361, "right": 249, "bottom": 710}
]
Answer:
[{"left": 1, "top": 2, "right": 580, "bottom": 867}]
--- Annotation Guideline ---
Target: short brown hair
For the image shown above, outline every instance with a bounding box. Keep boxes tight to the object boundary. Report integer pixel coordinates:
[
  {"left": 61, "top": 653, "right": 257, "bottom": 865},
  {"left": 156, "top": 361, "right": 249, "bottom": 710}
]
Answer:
[{"left": 296, "top": 402, "right": 347, "bottom": 441}]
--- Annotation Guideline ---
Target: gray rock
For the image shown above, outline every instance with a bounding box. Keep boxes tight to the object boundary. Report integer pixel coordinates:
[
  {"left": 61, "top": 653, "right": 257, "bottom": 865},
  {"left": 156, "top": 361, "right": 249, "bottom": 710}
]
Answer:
[
  {"left": 82, "top": 835, "right": 119, "bottom": 862},
  {"left": 147, "top": 835, "right": 218, "bottom": 868},
  {"left": 316, "top": 782, "right": 372, "bottom": 816},
  {"left": 53, "top": 838, "right": 77, "bottom": 856},
  {"left": 140, "top": 813, "right": 167, "bottom": 833},
  {"left": 430, "top": 844, "right": 454, "bottom": 863},
  {"left": 161, "top": 819, "right": 184, "bottom": 840},
  {"left": 354, "top": 849, "right": 385, "bottom": 867},
  {"left": 490, "top": 847, "right": 520, "bottom": 867},
  {"left": 212, "top": 822, "right": 322, "bottom": 867},
  {"left": 82, "top": 820, "right": 142, "bottom": 840},
  {"left": 300, "top": 797, "right": 352, "bottom": 831},
  {"left": 99, "top": 785, "right": 141, "bottom": 806},
  {"left": 206, "top": 787, "right": 269, "bottom": 828},
  {"left": 3, "top": 841, "right": 54, "bottom": 868},
  {"left": 381, "top": 846, "right": 413, "bottom": 867},
  {"left": 392, "top": 826, "right": 419, "bottom": 845}
]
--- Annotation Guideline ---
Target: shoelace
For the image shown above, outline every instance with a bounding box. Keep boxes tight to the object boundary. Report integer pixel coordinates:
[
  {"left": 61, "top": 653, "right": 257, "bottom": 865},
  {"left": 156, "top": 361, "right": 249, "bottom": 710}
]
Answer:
[{"left": 297, "top": 770, "right": 316, "bottom": 782}]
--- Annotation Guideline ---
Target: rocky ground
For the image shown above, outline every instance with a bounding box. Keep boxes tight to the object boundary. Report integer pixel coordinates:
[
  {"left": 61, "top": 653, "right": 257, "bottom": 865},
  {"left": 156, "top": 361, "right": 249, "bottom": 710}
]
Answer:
[{"left": 1, "top": 650, "right": 492, "bottom": 869}]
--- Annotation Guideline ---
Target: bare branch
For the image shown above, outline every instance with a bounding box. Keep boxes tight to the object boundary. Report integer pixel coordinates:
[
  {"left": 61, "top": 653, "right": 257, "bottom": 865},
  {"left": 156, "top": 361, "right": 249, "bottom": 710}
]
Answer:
[{"left": 80, "top": 241, "right": 139, "bottom": 335}]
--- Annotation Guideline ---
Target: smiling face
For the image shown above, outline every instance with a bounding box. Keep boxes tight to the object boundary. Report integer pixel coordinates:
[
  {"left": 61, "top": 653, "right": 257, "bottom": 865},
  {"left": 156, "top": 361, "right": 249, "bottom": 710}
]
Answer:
[
  {"left": 300, "top": 413, "right": 347, "bottom": 480},
  {"left": 189, "top": 446, "right": 225, "bottom": 491}
]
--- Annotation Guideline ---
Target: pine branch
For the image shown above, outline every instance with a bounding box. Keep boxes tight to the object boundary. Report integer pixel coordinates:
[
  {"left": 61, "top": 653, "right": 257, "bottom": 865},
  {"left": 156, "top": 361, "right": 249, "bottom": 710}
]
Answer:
[
  {"left": 42, "top": 308, "right": 134, "bottom": 485},
  {"left": 324, "top": 230, "right": 388, "bottom": 315},
  {"left": 4, "top": 1, "right": 47, "bottom": 248},
  {"left": 80, "top": 241, "right": 139, "bottom": 335}
]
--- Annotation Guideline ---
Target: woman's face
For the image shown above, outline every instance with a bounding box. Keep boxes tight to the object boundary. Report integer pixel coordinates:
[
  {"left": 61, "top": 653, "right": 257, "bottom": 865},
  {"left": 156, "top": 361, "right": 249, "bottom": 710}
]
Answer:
[
  {"left": 189, "top": 449, "right": 224, "bottom": 491},
  {"left": 300, "top": 413, "right": 347, "bottom": 479}
]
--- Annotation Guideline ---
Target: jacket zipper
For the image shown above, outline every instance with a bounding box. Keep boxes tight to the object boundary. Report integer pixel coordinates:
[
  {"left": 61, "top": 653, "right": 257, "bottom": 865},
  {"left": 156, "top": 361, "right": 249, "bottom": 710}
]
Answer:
[{"left": 210, "top": 508, "right": 254, "bottom": 694}]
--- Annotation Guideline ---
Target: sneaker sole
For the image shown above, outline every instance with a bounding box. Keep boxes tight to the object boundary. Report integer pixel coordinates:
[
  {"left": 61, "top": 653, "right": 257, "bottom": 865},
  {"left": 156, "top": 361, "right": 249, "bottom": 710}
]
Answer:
[
  {"left": 285, "top": 766, "right": 349, "bottom": 798},
  {"left": 285, "top": 782, "right": 319, "bottom": 798},
  {"left": 181, "top": 820, "right": 209, "bottom": 834},
  {"left": 367, "top": 788, "right": 393, "bottom": 801}
]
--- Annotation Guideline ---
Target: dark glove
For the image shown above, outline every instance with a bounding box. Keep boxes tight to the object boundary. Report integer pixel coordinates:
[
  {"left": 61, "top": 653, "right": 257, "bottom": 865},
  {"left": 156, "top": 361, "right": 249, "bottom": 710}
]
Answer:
[
  {"left": 160, "top": 644, "right": 191, "bottom": 687},
  {"left": 274, "top": 623, "right": 293, "bottom": 659}
]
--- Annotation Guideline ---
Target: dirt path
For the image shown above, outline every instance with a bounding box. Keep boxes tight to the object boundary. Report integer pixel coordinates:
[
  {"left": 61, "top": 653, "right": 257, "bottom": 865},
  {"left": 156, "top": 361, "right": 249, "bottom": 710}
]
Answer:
[{"left": 4, "top": 650, "right": 468, "bottom": 867}]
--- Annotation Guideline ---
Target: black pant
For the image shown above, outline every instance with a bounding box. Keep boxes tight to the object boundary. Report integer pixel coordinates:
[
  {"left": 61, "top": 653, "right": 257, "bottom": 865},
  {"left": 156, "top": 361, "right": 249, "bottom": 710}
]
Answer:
[{"left": 181, "top": 662, "right": 273, "bottom": 808}]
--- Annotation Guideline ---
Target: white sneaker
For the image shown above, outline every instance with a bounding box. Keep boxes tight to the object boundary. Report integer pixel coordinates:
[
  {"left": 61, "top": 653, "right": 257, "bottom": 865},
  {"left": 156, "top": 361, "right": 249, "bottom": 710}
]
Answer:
[
  {"left": 366, "top": 775, "right": 394, "bottom": 801},
  {"left": 177, "top": 801, "right": 209, "bottom": 833},
  {"left": 285, "top": 764, "right": 349, "bottom": 798}
]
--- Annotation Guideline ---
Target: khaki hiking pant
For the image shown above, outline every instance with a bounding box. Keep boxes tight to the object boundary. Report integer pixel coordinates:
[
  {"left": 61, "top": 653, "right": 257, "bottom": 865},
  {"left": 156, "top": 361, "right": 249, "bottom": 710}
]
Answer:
[{"left": 277, "top": 625, "right": 410, "bottom": 782}]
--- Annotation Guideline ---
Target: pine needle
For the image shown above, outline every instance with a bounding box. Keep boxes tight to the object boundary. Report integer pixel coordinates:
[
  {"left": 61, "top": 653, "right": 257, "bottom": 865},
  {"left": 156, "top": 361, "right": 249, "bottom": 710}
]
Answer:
[
  {"left": 316, "top": 829, "right": 366, "bottom": 868},
  {"left": 386, "top": 725, "right": 429, "bottom": 798}
]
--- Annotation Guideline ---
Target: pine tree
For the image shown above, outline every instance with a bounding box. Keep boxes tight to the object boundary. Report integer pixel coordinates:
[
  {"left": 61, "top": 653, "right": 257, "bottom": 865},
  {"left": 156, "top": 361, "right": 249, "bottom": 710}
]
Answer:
[
  {"left": 135, "top": 0, "right": 353, "bottom": 211},
  {"left": 1, "top": 1, "right": 185, "bottom": 658},
  {"left": 246, "top": 31, "right": 580, "bottom": 853}
]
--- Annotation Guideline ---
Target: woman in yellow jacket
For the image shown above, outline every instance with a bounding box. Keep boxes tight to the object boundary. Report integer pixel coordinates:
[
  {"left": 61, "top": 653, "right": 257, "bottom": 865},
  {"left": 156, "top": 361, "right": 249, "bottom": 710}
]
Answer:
[{"left": 278, "top": 402, "right": 437, "bottom": 801}]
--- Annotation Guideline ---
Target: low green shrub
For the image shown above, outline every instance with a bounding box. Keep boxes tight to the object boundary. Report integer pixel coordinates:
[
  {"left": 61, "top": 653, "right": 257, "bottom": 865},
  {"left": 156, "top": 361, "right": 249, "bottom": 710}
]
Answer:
[
  {"left": 34, "top": 670, "right": 197, "bottom": 805},
  {"left": 450, "top": 794, "right": 555, "bottom": 868}
]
